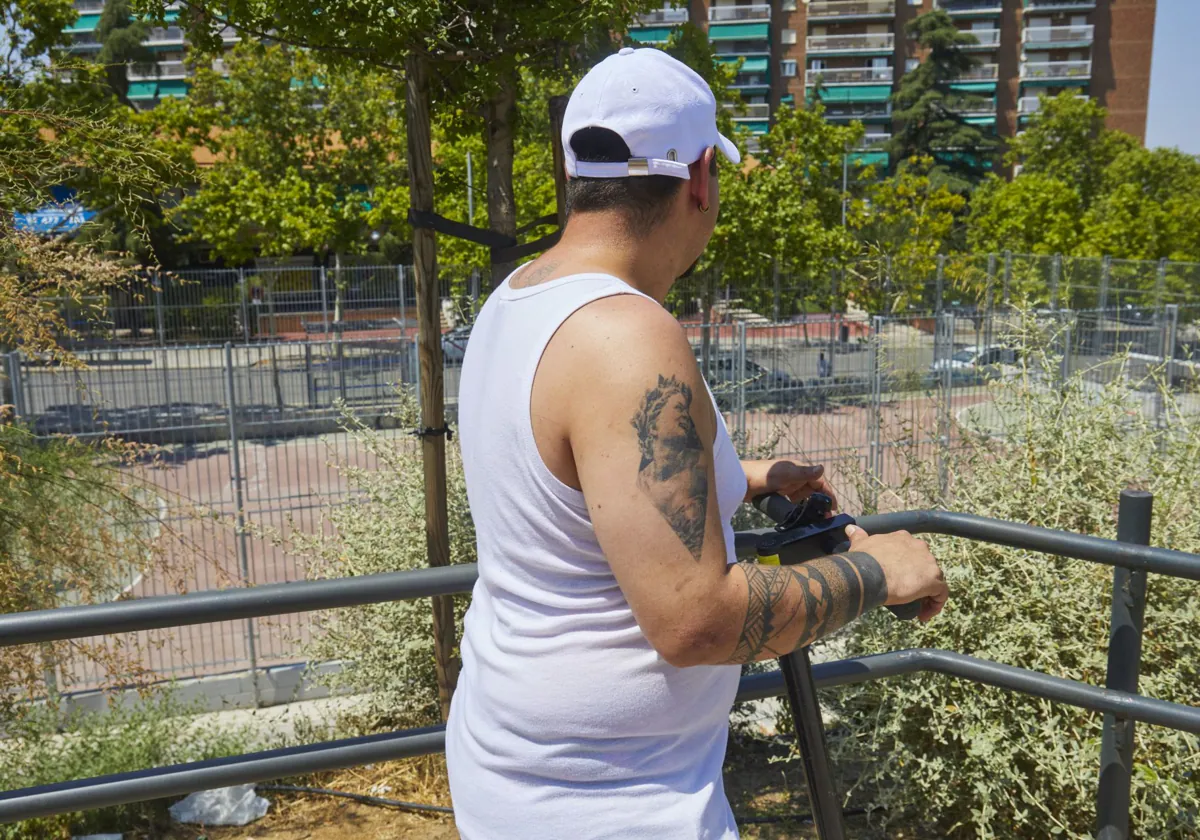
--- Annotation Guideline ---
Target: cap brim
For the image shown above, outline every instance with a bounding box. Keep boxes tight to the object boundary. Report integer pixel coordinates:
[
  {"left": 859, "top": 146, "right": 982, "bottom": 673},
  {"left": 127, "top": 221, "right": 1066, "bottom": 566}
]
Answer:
[{"left": 716, "top": 132, "right": 741, "bottom": 165}]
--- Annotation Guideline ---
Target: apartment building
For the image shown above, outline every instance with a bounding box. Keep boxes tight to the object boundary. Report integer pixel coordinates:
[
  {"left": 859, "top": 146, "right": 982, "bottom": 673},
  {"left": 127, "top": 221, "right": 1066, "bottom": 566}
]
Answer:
[
  {"left": 62, "top": 0, "right": 238, "bottom": 109},
  {"left": 629, "top": 0, "right": 1156, "bottom": 160}
]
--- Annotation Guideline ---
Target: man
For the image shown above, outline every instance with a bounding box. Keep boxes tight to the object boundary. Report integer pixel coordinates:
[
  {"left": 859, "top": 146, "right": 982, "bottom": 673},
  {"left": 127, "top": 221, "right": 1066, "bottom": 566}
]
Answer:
[{"left": 448, "top": 47, "right": 949, "bottom": 839}]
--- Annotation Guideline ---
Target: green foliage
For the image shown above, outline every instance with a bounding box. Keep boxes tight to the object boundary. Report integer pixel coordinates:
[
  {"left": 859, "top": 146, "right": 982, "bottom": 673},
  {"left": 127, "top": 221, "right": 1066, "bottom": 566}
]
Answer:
[
  {"left": 886, "top": 10, "right": 1000, "bottom": 191},
  {"left": 828, "top": 317, "right": 1200, "bottom": 837},
  {"left": 94, "top": 0, "right": 155, "bottom": 105},
  {"left": 708, "top": 103, "right": 860, "bottom": 314},
  {"left": 848, "top": 155, "right": 966, "bottom": 311},
  {"left": 289, "top": 396, "right": 473, "bottom": 730},
  {"left": 159, "top": 43, "right": 407, "bottom": 270},
  {"left": 0, "top": 690, "right": 260, "bottom": 839},
  {"left": 967, "top": 172, "right": 1083, "bottom": 256}
]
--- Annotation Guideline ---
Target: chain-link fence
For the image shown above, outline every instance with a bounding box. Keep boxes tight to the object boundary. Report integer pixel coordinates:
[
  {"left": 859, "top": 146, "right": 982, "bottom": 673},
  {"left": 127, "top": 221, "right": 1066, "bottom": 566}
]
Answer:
[{"left": 7, "top": 294, "right": 1200, "bottom": 697}]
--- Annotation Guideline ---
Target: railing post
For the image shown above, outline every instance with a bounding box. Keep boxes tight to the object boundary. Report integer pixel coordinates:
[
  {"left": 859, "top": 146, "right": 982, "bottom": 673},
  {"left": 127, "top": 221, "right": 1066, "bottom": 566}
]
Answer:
[
  {"left": 5, "top": 351, "right": 24, "bottom": 420},
  {"left": 736, "top": 319, "right": 747, "bottom": 449},
  {"left": 399, "top": 265, "right": 408, "bottom": 332},
  {"left": 238, "top": 267, "right": 251, "bottom": 343},
  {"left": 868, "top": 315, "right": 884, "bottom": 510},
  {"left": 1154, "top": 258, "right": 1166, "bottom": 311},
  {"left": 772, "top": 258, "right": 780, "bottom": 325},
  {"left": 305, "top": 343, "right": 316, "bottom": 409},
  {"left": 1002, "top": 249, "right": 1012, "bottom": 306},
  {"left": 1096, "top": 489, "right": 1152, "bottom": 840},
  {"left": 1099, "top": 255, "right": 1111, "bottom": 313},
  {"left": 935, "top": 253, "right": 945, "bottom": 316},
  {"left": 1164, "top": 304, "right": 1179, "bottom": 393},
  {"left": 153, "top": 269, "right": 167, "bottom": 347},
  {"left": 937, "top": 312, "right": 954, "bottom": 499},
  {"left": 1049, "top": 254, "right": 1062, "bottom": 311},
  {"left": 223, "top": 343, "right": 261, "bottom": 707},
  {"left": 319, "top": 266, "right": 331, "bottom": 337}
]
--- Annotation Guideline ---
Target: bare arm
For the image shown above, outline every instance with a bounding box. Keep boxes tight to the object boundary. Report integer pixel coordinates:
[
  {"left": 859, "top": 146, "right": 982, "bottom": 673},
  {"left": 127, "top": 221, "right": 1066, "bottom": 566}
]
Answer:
[{"left": 541, "top": 296, "right": 940, "bottom": 667}]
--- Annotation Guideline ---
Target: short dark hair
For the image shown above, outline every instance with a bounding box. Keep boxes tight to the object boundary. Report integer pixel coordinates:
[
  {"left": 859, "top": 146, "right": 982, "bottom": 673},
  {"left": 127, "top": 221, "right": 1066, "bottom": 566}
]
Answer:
[{"left": 565, "top": 127, "right": 685, "bottom": 232}]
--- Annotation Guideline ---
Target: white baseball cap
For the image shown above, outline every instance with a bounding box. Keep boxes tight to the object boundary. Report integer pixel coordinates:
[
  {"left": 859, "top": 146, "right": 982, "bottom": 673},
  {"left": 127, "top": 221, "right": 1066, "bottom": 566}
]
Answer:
[{"left": 562, "top": 47, "right": 741, "bottom": 181}]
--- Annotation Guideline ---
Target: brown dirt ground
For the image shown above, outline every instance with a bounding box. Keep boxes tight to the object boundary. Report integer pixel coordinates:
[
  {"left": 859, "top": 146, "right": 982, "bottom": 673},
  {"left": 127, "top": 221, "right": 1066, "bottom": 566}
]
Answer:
[{"left": 148, "top": 738, "right": 921, "bottom": 840}]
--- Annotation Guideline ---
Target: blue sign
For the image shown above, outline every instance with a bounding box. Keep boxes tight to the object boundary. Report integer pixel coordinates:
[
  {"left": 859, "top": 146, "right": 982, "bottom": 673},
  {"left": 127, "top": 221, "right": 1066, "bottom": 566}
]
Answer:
[{"left": 14, "top": 202, "right": 96, "bottom": 235}]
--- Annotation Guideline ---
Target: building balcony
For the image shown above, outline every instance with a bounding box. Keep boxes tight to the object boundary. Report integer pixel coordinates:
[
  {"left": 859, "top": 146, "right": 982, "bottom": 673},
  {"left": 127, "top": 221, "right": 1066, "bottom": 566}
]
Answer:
[
  {"left": 709, "top": 4, "right": 770, "bottom": 22},
  {"left": 857, "top": 133, "right": 891, "bottom": 148},
  {"left": 823, "top": 102, "right": 893, "bottom": 121},
  {"left": 72, "top": 0, "right": 105, "bottom": 10},
  {"left": 1020, "top": 59, "right": 1092, "bottom": 83},
  {"left": 806, "top": 33, "right": 895, "bottom": 56},
  {"left": 936, "top": 0, "right": 1003, "bottom": 17},
  {"left": 1017, "top": 93, "right": 1088, "bottom": 115},
  {"left": 127, "top": 60, "right": 191, "bottom": 81},
  {"left": 66, "top": 31, "right": 102, "bottom": 49},
  {"left": 951, "top": 98, "right": 996, "bottom": 116},
  {"left": 806, "top": 0, "right": 895, "bottom": 23},
  {"left": 633, "top": 6, "right": 688, "bottom": 26},
  {"left": 145, "top": 25, "right": 185, "bottom": 45},
  {"left": 958, "top": 63, "right": 999, "bottom": 80},
  {"left": 724, "top": 102, "right": 772, "bottom": 119},
  {"left": 1024, "top": 0, "right": 1095, "bottom": 10},
  {"left": 806, "top": 66, "right": 894, "bottom": 85},
  {"left": 960, "top": 28, "right": 1001, "bottom": 50},
  {"left": 1023, "top": 24, "right": 1094, "bottom": 49}
]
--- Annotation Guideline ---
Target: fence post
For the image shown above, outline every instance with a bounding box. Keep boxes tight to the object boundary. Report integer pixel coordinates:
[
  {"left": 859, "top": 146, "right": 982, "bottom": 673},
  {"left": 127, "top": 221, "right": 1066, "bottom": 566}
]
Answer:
[
  {"left": 1099, "top": 255, "right": 1111, "bottom": 313},
  {"left": 398, "top": 265, "right": 408, "bottom": 333},
  {"left": 1155, "top": 258, "right": 1167, "bottom": 311},
  {"left": 868, "top": 315, "right": 884, "bottom": 511},
  {"left": 5, "top": 351, "right": 24, "bottom": 420},
  {"left": 1002, "top": 250, "right": 1012, "bottom": 305},
  {"left": 736, "top": 320, "right": 747, "bottom": 449},
  {"left": 936, "top": 312, "right": 954, "bottom": 499},
  {"left": 985, "top": 253, "right": 996, "bottom": 350},
  {"left": 1049, "top": 254, "right": 1062, "bottom": 311},
  {"left": 238, "top": 267, "right": 251, "bottom": 343},
  {"left": 772, "top": 259, "right": 780, "bottom": 324},
  {"left": 1096, "top": 489, "right": 1152, "bottom": 840},
  {"left": 1164, "top": 304, "right": 1179, "bottom": 392},
  {"left": 154, "top": 270, "right": 166, "bottom": 347},
  {"left": 305, "top": 343, "right": 316, "bottom": 409},
  {"left": 1060, "top": 315, "right": 1073, "bottom": 394},
  {"left": 319, "top": 266, "right": 331, "bottom": 337},
  {"left": 935, "top": 254, "right": 945, "bottom": 316},
  {"left": 223, "top": 343, "right": 260, "bottom": 707}
]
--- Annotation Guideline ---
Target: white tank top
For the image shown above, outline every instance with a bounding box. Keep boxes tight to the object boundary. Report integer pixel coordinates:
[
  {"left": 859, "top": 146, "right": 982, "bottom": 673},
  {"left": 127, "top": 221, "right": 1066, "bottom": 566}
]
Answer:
[{"left": 447, "top": 269, "right": 747, "bottom": 839}]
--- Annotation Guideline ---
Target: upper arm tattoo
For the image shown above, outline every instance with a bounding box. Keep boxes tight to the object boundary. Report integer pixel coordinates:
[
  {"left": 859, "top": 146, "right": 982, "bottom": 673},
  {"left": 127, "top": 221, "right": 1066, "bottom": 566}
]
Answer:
[
  {"left": 631, "top": 374, "right": 709, "bottom": 561},
  {"left": 726, "top": 551, "right": 888, "bottom": 663}
]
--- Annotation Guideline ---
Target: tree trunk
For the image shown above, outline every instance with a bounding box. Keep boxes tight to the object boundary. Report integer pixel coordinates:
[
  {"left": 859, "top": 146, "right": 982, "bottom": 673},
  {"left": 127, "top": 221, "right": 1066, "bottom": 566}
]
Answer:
[
  {"left": 549, "top": 96, "right": 570, "bottom": 228},
  {"left": 405, "top": 54, "right": 459, "bottom": 721},
  {"left": 487, "top": 72, "right": 518, "bottom": 290}
]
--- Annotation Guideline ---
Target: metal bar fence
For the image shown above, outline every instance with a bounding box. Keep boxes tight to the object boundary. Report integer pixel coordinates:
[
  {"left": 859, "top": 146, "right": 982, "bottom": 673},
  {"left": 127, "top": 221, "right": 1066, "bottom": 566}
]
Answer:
[
  {"left": 1, "top": 494, "right": 1199, "bottom": 836},
  {"left": 11, "top": 303, "right": 1200, "bottom": 688}
]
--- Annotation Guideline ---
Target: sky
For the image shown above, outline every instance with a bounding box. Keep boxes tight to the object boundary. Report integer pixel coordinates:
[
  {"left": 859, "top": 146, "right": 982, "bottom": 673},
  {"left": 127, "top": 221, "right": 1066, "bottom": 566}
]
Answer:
[{"left": 1145, "top": 0, "right": 1200, "bottom": 153}]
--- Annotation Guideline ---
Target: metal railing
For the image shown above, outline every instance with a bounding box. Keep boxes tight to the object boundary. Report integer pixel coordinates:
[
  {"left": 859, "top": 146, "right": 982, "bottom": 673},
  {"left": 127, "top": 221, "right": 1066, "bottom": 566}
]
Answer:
[
  {"left": 822, "top": 102, "right": 893, "bottom": 120},
  {"left": 1025, "top": 0, "right": 1096, "bottom": 9},
  {"left": 961, "top": 28, "right": 1001, "bottom": 47},
  {"left": 1018, "top": 93, "right": 1089, "bottom": 114},
  {"left": 1021, "top": 59, "right": 1093, "bottom": 80},
  {"left": 144, "top": 25, "right": 185, "bottom": 44},
  {"left": 0, "top": 492, "right": 1197, "bottom": 839},
  {"left": 725, "top": 102, "right": 771, "bottom": 118},
  {"left": 1024, "top": 24, "right": 1095, "bottom": 45},
  {"left": 709, "top": 3, "right": 770, "bottom": 21},
  {"left": 857, "top": 133, "right": 891, "bottom": 148},
  {"left": 127, "top": 60, "right": 191, "bottom": 81},
  {"left": 937, "top": 0, "right": 1003, "bottom": 13},
  {"left": 806, "top": 33, "right": 895, "bottom": 54},
  {"left": 633, "top": 6, "right": 688, "bottom": 25},
  {"left": 957, "top": 62, "right": 999, "bottom": 80},
  {"left": 72, "top": 0, "right": 105, "bottom": 10},
  {"left": 806, "top": 0, "right": 896, "bottom": 20},
  {"left": 806, "top": 66, "right": 894, "bottom": 85}
]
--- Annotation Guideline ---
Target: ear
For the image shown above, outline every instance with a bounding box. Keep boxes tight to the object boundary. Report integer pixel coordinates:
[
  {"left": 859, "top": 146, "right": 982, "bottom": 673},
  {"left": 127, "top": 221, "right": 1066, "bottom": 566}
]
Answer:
[{"left": 688, "top": 146, "right": 715, "bottom": 208}]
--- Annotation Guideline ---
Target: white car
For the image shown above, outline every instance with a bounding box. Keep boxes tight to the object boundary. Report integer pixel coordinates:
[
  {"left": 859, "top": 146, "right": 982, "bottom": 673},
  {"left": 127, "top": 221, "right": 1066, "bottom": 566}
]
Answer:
[{"left": 930, "top": 345, "right": 1020, "bottom": 383}]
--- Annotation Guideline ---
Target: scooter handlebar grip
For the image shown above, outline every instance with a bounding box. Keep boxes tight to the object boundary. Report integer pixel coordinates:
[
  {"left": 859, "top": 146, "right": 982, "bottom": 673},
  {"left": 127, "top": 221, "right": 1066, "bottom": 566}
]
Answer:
[{"left": 752, "top": 493, "right": 796, "bottom": 525}]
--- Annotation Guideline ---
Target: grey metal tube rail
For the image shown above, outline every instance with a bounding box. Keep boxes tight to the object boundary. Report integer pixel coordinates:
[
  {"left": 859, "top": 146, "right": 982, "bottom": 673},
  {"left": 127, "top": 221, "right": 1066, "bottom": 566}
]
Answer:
[
  {"left": 2, "top": 506, "right": 1199, "bottom": 829},
  {"left": 734, "top": 510, "right": 1200, "bottom": 581},
  {"left": 3, "top": 649, "right": 1198, "bottom": 824}
]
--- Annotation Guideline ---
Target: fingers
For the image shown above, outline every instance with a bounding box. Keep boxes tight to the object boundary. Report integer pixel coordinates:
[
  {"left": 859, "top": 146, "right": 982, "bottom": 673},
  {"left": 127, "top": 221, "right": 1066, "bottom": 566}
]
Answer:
[
  {"left": 919, "top": 579, "right": 950, "bottom": 623},
  {"left": 843, "top": 523, "right": 869, "bottom": 546}
]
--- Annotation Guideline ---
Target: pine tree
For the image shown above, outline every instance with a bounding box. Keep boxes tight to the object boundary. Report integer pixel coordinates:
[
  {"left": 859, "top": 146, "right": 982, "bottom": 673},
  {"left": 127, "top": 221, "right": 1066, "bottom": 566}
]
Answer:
[
  {"left": 885, "top": 9, "right": 1000, "bottom": 192},
  {"left": 95, "top": 0, "right": 156, "bottom": 107}
]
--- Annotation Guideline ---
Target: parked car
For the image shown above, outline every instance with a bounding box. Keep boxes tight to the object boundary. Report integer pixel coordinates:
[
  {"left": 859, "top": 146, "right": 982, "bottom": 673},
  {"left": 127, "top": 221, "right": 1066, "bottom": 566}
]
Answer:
[
  {"left": 695, "top": 352, "right": 810, "bottom": 412},
  {"left": 930, "top": 344, "right": 1020, "bottom": 385},
  {"left": 441, "top": 326, "right": 472, "bottom": 365}
]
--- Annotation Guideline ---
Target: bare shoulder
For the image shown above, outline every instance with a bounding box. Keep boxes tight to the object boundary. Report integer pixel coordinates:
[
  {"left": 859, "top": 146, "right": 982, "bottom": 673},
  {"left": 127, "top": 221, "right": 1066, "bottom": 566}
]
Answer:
[{"left": 551, "top": 293, "right": 692, "bottom": 372}]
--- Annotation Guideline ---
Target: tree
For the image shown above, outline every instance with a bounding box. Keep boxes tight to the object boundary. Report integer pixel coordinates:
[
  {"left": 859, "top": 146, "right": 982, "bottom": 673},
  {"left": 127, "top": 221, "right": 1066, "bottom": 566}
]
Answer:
[
  {"left": 158, "top": 43, "right": 407, "bottom": 321},
  {"left": 848, "top": 155, "right": 965, "bottom": 311},
  {"left": 886, "top": 9, "right": 1000, "bottom": 192},
  {"left": 94, "top": 0, "right": 155, "bottom": 107},
  {"left": 708, "top": 102, "right": 860, "bottom": 317},
  {"left": 967, "top": 172, "right": 1083, "bottom": 256}
]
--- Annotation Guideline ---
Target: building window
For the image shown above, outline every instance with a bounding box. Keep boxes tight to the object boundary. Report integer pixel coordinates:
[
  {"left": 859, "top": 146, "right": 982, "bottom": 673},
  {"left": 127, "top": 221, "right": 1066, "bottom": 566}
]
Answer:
[
  {"left": 780, "top": 28, "right": 797, "bottom": 45},
  {"left": 782, "top": 0, "right": 797, "bottom": 9},
  {"left": 906, "top": 58, "right": 920, "bottom": 72},
  {"left": 781, "top": 59, "right": 798, "bottom": 77}
]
